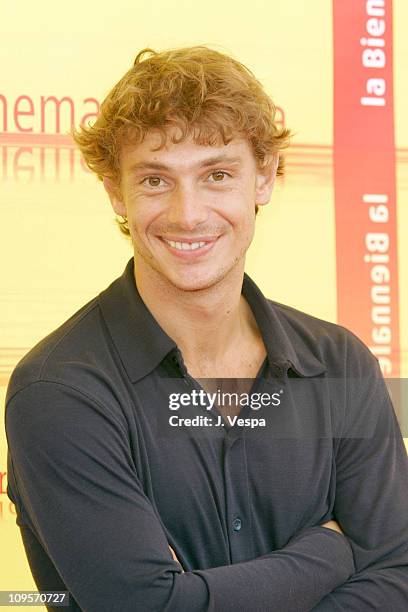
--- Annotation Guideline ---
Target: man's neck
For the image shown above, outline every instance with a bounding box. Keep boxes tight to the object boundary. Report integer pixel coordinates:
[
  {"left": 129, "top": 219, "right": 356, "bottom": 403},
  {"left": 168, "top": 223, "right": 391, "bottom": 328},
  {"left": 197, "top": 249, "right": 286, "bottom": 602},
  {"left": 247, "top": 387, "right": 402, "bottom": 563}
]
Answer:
[{"left": 133, "top": 260, "right": 259, "bottom": 371}]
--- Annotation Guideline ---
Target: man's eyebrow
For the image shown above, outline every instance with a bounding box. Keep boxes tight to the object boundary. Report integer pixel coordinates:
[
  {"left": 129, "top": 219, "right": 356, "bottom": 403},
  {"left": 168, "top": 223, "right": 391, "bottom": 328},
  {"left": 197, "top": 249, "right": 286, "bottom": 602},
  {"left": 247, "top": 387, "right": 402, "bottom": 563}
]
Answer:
[{"left": 127, "top": 155, "right": 243, "bottom": 173}]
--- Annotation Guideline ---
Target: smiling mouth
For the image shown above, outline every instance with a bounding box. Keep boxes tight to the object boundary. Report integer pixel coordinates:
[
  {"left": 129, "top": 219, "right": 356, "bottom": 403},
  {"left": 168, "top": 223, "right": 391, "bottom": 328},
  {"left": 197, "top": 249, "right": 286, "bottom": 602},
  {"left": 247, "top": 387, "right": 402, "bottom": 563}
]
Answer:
[
  {"left": 160, "top": 236, "right": 219, "bottom": 251},
  {"left": 163, "top": 239, "right": 208, "bottom": 251}
]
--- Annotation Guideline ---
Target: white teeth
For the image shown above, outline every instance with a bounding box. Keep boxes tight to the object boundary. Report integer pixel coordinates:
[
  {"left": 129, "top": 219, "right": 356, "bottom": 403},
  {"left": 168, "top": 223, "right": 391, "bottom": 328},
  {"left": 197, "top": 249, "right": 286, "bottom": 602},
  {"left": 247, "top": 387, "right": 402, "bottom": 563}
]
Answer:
[{"left": 164, "top": 239, "right": 208, "bottom": 251}]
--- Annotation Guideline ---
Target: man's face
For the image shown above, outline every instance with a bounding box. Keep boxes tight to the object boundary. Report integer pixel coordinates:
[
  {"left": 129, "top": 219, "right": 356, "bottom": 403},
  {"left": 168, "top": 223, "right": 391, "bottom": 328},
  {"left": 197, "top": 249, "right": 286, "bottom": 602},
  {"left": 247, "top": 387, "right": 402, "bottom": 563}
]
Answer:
[{"left": 104, "top": 128, "right": 278, "bottom": 292}]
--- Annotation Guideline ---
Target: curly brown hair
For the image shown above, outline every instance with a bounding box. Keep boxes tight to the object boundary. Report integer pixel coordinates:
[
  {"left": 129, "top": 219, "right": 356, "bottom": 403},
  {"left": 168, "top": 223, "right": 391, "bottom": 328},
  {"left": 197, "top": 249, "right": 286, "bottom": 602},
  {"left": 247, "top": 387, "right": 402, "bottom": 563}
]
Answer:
[{"left": 70, "top": 45, "right": 292, "bottom": 237}]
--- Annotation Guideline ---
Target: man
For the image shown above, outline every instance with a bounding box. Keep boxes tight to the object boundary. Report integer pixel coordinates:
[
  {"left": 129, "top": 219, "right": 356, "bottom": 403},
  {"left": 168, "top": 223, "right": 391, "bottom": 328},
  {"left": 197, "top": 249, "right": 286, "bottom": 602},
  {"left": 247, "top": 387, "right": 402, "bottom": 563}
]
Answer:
[{"left": 5, "top": 46, "right": 408, "bottom": 611}]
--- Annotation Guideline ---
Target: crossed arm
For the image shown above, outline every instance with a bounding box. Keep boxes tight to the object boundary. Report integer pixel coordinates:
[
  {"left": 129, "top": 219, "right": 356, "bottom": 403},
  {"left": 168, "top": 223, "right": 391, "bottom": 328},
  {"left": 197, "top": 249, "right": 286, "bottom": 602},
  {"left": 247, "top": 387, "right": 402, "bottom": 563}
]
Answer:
[{"left": 168, "top": 519, "right": 345, "bottom": 571}]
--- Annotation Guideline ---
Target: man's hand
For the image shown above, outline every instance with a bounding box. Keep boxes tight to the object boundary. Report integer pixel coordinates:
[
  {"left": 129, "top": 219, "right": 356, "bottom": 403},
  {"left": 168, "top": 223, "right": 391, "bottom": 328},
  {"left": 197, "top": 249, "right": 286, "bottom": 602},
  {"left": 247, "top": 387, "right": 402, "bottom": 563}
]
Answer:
[
  {"left": 169, "top": 545, "right": 184, "bottom": 572},
  {"left": 321, "top": 519, "right": 344, "bottom": 535}
]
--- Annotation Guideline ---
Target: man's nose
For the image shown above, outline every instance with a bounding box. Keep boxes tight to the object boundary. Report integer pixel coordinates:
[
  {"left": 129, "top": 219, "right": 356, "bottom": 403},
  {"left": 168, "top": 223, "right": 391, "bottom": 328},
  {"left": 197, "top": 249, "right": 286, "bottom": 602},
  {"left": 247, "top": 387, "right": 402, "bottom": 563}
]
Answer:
[{"left": 166, "top": 183, "right": 208, "bottom": 230}]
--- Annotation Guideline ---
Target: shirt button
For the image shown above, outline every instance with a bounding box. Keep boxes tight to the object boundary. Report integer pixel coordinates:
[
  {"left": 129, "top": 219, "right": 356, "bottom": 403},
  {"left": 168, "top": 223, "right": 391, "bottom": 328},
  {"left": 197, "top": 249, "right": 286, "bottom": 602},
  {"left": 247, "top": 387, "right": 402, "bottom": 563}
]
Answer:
[{"left": 232, "top": 517, "right": 242, "bottom": 532}]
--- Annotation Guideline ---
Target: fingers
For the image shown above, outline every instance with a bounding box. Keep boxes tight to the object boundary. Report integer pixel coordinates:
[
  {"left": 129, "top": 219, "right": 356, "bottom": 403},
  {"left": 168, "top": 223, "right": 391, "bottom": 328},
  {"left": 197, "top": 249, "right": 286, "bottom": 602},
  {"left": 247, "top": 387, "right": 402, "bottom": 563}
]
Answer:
[{"left": 168, "top": 545, "right": 185, "bottom": 573}]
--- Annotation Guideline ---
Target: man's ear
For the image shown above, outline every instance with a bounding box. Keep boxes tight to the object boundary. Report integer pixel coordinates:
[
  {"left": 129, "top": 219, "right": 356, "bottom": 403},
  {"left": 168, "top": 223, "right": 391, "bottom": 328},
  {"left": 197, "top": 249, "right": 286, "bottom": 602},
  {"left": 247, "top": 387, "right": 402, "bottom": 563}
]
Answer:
[
  {"left": 103, "top": 177, "right": 127, "bottom": 217},
  {"left": 255, "top": 154, "right": 280, "bottom": 207}
]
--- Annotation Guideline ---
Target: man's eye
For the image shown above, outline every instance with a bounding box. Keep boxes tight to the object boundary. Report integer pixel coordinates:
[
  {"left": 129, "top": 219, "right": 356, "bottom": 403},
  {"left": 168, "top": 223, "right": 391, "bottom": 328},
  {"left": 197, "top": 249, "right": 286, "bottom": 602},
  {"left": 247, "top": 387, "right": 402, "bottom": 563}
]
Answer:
[
  {"left": 209, "top": 171, "right": 230, "bottom": 182},
  {"left": 141, "top": 176, "right": 165, "bottom": 188}
]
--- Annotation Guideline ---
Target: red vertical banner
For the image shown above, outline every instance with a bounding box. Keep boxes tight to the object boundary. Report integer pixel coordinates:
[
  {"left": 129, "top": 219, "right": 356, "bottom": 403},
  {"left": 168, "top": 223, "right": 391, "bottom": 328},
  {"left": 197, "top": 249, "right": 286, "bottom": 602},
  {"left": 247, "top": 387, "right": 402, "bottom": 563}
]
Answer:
[{"left": 332, "top": 0, "right": 399, "bottom": 377}]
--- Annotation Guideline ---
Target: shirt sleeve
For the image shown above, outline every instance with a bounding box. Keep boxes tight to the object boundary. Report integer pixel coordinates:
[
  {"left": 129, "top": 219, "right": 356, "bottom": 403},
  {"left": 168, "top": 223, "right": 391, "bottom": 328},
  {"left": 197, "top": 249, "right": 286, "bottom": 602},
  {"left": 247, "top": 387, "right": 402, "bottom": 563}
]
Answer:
[
  {"left": 5, "top": 379, "right": 355, "bottom": 612},
  {"left": 312, "top": 338, "right": 408, "bottom": 610}
]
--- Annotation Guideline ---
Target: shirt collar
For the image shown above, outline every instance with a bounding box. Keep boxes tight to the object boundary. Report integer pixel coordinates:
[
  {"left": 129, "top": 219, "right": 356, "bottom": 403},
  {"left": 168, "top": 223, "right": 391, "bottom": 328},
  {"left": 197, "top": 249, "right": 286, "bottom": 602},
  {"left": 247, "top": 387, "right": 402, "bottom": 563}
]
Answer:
[
  {"left": 98, "top": 257, "right": 326, "bottom": 382},
  {"left": 241, "top": 272, "right": 327, "bottom": 378}
]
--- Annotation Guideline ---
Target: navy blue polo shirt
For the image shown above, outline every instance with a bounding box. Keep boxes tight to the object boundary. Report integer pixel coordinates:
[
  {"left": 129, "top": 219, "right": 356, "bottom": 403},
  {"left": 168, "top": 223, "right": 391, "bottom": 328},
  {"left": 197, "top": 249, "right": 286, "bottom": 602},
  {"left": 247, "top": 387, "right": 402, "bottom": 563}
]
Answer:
[{"left": 4, "top": 257, "right": 408, "bottom": 611}]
